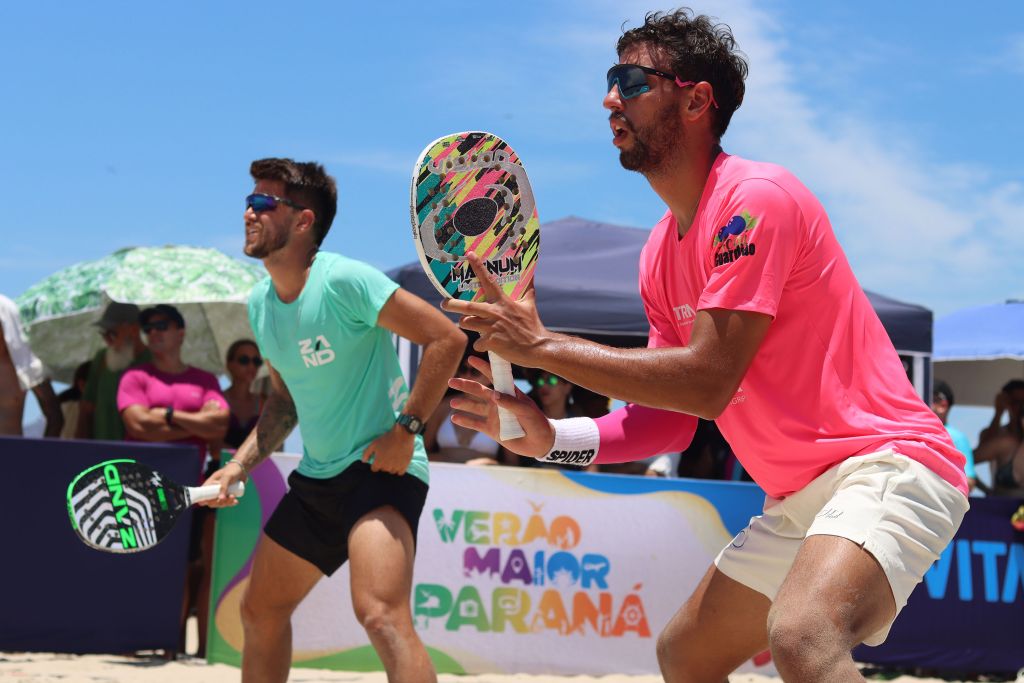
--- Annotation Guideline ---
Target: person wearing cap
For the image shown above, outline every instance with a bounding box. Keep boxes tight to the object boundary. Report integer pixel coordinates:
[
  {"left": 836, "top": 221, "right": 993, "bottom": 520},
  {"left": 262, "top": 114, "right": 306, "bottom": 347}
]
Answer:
[
  {"left": 76, "top": 301, "right": 151, "bottom": 440},
  {"left": 931, "top": 380, "right": 977, "bottom": 492},
  {"left": 116, "top": 303, "right": 229, "bottom": 655},
  {"left": 0, "top": 293, "right": 62, "bottom": 436}
]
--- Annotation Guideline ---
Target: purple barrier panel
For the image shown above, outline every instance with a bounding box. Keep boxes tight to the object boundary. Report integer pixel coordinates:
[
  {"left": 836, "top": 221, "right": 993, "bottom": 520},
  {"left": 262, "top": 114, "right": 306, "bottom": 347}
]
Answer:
[
  {"left": 0, "top": 436, "right": 199, "bottom": 653},
  {"left": 856, "top": 495, "right": 1024, "bottom": 675}
]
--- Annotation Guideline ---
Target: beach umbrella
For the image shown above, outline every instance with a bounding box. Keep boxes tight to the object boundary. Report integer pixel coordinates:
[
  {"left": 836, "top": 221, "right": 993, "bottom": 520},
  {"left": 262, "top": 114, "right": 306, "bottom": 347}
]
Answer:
[
  {"left": 933, "top": 300, "right": 1024, "bottom": 407},
  {"left": 16, "top": 246, "right": 265, "bottom": 383}
]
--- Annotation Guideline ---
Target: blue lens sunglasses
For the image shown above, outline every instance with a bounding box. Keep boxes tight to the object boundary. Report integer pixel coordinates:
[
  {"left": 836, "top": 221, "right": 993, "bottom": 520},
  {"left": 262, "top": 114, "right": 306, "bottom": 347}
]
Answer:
[
  {"left": 245, "top": 193, "right": 307, "bottom": 213},
  {"left": 607, "top": 63, "right": 719, "bottom": 108}
]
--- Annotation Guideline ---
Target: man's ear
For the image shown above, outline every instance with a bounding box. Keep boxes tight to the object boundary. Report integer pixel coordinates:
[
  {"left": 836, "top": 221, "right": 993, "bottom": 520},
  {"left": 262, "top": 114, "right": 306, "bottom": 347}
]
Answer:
[{"left": 294, "top": 208, "right": 316, "bottom": 237}]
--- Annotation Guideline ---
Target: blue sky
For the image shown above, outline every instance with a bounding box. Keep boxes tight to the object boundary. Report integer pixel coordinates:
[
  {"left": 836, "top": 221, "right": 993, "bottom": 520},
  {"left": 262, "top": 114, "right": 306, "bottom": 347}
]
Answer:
[{"left": 6, "top": 1, "right": 1022, "bottom": 454}]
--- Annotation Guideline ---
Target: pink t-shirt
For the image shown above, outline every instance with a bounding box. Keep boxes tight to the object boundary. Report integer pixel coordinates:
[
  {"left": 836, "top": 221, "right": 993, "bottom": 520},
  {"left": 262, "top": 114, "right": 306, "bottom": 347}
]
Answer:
[
  {"left": 117, "top": 363, "right": 228, "bottom": 473},
  {"left": 637, "top": 152, "right": 967, "bottom": 498}
]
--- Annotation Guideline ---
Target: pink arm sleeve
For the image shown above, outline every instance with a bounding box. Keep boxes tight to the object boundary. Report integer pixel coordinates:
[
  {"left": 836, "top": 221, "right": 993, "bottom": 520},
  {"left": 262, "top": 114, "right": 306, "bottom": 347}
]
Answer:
[
  {"left": 116, "top": 370, "right": 148, "bottom": 412},
  {"left": 593, "top": 403, "right": 698, "bottom": 464}
]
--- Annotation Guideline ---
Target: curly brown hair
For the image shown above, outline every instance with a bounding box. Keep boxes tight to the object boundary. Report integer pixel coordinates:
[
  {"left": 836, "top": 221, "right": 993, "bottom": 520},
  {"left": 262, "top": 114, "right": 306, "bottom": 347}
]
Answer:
[
  {"left": 249, "top": 158, "right": 338, "bottom": 246},
  {"left": 617, "top": 8, "right": 748, "bottom": 139}
]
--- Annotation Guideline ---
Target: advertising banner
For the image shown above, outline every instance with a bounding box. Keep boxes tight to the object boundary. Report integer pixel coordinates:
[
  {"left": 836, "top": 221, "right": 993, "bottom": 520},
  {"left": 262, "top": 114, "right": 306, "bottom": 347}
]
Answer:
[{"left": 207, "top": 457, "right": 775, "bottom": 675}]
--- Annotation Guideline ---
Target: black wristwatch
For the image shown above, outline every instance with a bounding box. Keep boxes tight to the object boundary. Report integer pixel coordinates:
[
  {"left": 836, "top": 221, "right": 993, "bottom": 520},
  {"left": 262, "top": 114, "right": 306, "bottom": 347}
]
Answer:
[
  {"left": 395, "top": 413, "right": 426, "bottom": 435},
  {"left": 164, "top": 406, "right": 175, "bottom": 426}
]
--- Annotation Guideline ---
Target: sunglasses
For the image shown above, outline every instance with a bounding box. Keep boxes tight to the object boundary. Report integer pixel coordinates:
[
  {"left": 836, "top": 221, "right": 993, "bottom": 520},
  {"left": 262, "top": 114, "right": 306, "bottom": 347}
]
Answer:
[
  {"left": 245, "top": 193, "right": 307, "bottom": 213},
  {"left": 606, "top": 64, "right": 719, "bottom": 108},
  {"left": 141, "top": 319, "right": 174, "bottom": 333},
  {"left": 234, "top": 354, "right": 263, "bottom": 367},
  {"left": 533, "top": 375, "right": 561, "bottom": 387}
]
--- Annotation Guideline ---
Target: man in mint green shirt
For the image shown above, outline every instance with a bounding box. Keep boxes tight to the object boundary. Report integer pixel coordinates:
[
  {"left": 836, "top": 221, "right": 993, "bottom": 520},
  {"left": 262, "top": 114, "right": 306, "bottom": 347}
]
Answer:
[{"left": 204, "top": 158, "right": 465, "bottom": 683}]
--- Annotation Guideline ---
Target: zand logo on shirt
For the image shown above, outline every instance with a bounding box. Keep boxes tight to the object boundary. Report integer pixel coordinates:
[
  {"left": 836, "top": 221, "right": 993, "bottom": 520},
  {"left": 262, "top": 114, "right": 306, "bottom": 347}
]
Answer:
[
  {"left": 712, "top": 212, "right": 758, "bottom": 267},
  {"left": 298, "top": 335, "right": 336, "bottom": 368}
]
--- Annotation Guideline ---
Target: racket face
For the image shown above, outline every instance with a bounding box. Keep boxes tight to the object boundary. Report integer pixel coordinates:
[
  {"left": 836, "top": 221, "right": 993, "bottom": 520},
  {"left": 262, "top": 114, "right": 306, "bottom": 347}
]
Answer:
[
  {"left": 411, "top": 131, "right": 540, "bottom": 302},
  {"left": 66, "top": 459, "right": 187, "bottom": 554}
]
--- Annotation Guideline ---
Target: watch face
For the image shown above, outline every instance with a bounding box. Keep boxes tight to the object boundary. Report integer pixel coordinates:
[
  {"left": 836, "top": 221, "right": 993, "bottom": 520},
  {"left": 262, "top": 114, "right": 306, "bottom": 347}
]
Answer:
[{"left": 399, "top": 414, "right": 423, "bottom": 434}]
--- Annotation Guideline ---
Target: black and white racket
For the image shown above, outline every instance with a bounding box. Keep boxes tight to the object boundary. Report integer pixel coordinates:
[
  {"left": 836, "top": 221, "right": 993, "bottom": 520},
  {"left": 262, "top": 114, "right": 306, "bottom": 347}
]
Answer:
[{"left": 66, "top": 458, "right": 244, "bottom": 554}]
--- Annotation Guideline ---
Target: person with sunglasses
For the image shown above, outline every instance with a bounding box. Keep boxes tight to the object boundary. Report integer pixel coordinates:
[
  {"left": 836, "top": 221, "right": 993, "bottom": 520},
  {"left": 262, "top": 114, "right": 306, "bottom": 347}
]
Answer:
[
  {"left": 116, "top": 303, "right": 230, "bottom": 654},
  {"left": 202, "top": 158, "right": 465, "bottom": 683},
  {"left": 221, "top": 338, "right": 267, "bottom": 451},
  {"left": 76, "top": 301, "right": 152, "bottom": 440},
  {"left": 442, "top": 9, "right": 969, "bottom": 682}
]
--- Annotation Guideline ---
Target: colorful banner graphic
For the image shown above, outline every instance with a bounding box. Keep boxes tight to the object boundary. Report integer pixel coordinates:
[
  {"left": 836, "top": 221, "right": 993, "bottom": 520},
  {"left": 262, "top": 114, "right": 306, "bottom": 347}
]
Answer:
[{"left": 207, "top": 457, "right": 775, "bottom": 675}]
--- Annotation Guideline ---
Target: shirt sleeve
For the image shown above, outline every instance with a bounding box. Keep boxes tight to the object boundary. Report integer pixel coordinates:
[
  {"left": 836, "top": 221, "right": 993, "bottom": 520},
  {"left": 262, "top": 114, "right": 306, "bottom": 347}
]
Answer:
[
  {"left": 0, "top": 296, "right": 46, "bottom": 391},
  {"left": 594, "top": 403, "right": 697, "bottom": 464},
  {"left": 200, "top": 372, "right": 229, "bottom": 410},
  {"left": 116, "top": 369, "right": 150, "bottom": 412},
  {"left": 699, "top": 178, "right": 806, "bottom": 318},
  {"left": 325, "top": 258, "right": 400, "bottom": 327}
]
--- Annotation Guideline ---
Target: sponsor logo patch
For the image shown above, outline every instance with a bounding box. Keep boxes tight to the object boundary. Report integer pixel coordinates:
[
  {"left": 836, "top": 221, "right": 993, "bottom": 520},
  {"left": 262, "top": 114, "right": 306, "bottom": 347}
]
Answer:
[{"left": 712, "top": 212, "right": 758, "bottom": 267}]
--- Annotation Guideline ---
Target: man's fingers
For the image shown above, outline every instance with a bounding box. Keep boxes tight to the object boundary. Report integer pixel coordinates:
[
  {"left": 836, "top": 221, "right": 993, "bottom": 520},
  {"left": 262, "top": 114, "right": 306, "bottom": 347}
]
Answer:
[
  {"left": 456, "top": 314, "right": 493, "bottom": 335},
  {"left": 442, "top": 298, "right": 494, "bottom": 318},
  {"left": 466, "top": 253, "right": 511, "bottom": 304},
  {"left": 450, "top": 395, "right": 492, "bottom": 417},
  {"left": 450, "top": 411, "right": 491, "bottom": 432},
  {"left": 449, "top": 376, "right": 495, "bottom": 396},
  {"left": 465, "top": 355, "right": 494, "bottom": 383}
]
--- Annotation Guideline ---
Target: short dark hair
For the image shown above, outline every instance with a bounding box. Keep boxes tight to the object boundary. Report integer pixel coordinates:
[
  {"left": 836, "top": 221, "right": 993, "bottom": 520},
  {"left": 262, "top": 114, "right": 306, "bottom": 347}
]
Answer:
[
  {"left": 617, "top": 8, "right": 748, "bottom": 139},
  {"left": 1003, "top": 379, "right": 1024, "bottom": 394},
  {"left": 933, "top": 380, "right": 954, "bottom": 407},
  {"left": 249, "top": 158, "right": 338, "bottom": 246},
  {"left": 226, "top": 338, "right": 259, "bottom": 363},
  {"left": 139, "top": 304, "right": 185, "bottom": 329}
]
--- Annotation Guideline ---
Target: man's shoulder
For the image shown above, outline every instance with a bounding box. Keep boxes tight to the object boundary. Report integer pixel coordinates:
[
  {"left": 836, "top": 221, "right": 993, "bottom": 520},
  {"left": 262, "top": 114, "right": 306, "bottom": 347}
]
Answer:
[
  {"left": 714, "top": 154, "right": 813, "bottom": 206},
  {"left": 184, "top": 365, "right": 221, "bottom": 385}
]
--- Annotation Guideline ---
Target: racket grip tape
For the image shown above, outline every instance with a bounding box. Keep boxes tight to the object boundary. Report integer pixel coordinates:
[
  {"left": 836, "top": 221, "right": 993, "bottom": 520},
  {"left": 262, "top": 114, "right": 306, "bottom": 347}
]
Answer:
[
  {"left": 188, "top": 481, "right": 245, "bottom": 505},
  {"left": 488, "top": 350, "right": 526, "bottom": 440}
]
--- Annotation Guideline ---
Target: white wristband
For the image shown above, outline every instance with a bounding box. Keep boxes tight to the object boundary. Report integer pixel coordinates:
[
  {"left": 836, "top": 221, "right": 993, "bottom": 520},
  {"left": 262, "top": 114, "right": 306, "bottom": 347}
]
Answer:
[{"left": 538, "top": 417, "right": 600, "bottom": 466}]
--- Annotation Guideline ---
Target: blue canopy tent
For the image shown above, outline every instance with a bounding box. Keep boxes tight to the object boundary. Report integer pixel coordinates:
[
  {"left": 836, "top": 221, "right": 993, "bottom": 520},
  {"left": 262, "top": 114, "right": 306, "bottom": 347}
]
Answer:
[
  {"left": 933, "top": 300, "right": 1024, "bottom": 407},
  {"left": 389, "top": 216, "right": 933, "bottom": 398}
]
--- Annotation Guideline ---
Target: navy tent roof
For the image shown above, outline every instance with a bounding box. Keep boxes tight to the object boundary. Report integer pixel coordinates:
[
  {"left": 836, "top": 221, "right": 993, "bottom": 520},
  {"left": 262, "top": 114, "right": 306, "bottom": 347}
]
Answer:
[{"left": 388, "top": 216, "right": 931, "bottom": 353}]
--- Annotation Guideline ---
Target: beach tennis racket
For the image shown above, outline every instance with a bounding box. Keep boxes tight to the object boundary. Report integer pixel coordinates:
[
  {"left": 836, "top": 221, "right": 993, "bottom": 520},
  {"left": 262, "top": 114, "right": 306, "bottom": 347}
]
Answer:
[
  {"left": 411, "top": 131, "right": 540, "bottom": 440},
  {"left": 66, "top": 458, "right": 244, "bottom": 554}
]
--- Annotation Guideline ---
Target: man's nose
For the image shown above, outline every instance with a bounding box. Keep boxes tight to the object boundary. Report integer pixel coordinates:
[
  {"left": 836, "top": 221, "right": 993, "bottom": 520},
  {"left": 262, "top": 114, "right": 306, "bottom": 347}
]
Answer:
[{"left": 603, "top": 82, "right": 624, "bottom": 111}]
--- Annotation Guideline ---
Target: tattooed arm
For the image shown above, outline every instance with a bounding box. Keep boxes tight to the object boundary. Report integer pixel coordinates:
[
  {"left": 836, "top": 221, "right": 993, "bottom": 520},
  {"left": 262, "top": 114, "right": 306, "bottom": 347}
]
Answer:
[{"left": 201, "top": 362, "right": 296, "bottom": 506}]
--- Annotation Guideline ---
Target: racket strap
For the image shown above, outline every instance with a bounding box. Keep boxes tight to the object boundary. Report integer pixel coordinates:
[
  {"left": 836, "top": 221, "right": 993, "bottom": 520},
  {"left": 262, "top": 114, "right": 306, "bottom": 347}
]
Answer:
[{"left": 538, "top": 417, "right": 599, "bottom": 467}]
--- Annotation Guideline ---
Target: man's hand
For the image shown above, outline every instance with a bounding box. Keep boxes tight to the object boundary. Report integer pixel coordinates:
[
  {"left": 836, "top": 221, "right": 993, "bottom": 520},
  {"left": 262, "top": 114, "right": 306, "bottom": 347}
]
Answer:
[
  {"left": 448, "top": 355, "right": 555, "bottom": 458},
  {"left": 362, "top": 424, "right": 416, "bottom": 475},
  {"left": 441, "top": 253, "right": 553, "bottom": 368},
  {"left": 199, "top": 463, "right": 245, "bottom": 508}
]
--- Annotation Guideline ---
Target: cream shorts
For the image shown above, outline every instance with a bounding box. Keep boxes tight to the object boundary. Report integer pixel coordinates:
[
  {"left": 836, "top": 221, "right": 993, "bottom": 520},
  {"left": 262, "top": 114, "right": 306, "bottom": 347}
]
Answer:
[{"left": 714, "top": 449, "right": 969, "bottom": 646}]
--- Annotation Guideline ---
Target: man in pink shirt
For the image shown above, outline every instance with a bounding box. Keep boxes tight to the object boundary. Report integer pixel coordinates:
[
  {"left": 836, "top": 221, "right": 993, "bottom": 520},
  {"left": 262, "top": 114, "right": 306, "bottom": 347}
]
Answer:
[{"left": 443, "top": 9, "right": 968, "bottom": 683}]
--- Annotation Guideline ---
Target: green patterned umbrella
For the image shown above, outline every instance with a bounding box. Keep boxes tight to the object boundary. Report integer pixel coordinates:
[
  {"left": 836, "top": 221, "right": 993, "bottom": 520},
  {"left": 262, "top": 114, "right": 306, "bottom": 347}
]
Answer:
[{"left": 16, "top": 246, "right": 266, "bottom": 383}]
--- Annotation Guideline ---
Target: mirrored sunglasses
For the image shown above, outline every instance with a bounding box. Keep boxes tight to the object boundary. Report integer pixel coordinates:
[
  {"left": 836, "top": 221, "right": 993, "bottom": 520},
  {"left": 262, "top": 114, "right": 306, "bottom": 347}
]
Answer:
[
  {"left": 234, "top": 354, "right": 263, "bottom": 367},
  {"left": 245, "top": 193, "right": 306, "bottom": 213},
  {"left": 533, "top": 375, "right": 560, "bottom": 387},
  {"left": 606, "top": 63, "right": 719, "bottom": 108}
]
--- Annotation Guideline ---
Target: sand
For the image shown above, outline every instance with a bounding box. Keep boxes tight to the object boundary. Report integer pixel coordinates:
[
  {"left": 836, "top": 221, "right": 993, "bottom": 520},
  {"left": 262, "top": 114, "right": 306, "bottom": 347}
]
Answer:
[{"left": 0, "top": 651, "right": 998, "bottom": 683}]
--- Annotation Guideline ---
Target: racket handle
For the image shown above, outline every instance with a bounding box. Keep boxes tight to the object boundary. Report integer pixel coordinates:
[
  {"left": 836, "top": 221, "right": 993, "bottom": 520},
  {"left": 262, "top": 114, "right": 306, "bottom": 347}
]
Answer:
[
  {"left": 488, "top": 350, "right": 526, "bottom": 440},
  {"left": 189, "top": 481, "right": 245, "bottom": 505}
]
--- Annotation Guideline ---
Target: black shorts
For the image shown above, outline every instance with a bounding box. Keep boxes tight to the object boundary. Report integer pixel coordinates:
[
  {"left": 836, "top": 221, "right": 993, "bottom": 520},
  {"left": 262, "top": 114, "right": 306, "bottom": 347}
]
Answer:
[{"left": 263, "top": 461, "right": 429, "bottom": 576}]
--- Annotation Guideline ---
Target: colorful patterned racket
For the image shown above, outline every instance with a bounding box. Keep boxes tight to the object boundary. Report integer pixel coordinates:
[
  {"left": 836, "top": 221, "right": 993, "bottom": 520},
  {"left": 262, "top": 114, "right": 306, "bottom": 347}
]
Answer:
[
  {"left": 411, "top": 131, "right": 541, "bottom": 440},
  {"left": 66, "top": 458, "right": 244, "bottom": 554}
]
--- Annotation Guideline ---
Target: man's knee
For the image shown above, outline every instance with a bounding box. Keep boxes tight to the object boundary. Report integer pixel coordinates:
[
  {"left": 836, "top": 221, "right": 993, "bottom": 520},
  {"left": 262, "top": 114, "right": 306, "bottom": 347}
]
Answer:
[
  {"left": 240, "top": 588, "right": 296, "bottom": 632},
  {"left": 767, "top": 603, "right": 848, "bottom": 669},
  {"left": 355, "top": 600, "right": 407, "bottom": 641}
]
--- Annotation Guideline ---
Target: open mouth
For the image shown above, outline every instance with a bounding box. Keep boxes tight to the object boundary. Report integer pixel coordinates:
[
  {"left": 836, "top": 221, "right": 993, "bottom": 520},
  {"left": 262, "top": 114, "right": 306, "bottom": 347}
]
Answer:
[{"left": 610, "top": 117, "right": 631, "bottom": 143}]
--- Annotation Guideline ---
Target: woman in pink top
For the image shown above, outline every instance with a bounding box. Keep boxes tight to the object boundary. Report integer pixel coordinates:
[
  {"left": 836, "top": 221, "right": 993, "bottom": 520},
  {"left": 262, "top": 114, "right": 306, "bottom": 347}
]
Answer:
[{"left": 443, "top": 10, "right": 969, "bottom": 683}]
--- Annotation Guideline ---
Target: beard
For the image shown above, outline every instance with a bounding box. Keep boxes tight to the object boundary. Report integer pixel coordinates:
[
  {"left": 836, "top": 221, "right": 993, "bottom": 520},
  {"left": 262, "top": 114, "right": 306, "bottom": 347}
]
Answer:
[
  {"left": 104, "top": 342, "right": 135, "bottom": 372},
  {"left": 617, "top": 100, "right": 684, "bottom": 175},
  {"left": 244, "top": 226, "right": 290, "bottom": 259}
]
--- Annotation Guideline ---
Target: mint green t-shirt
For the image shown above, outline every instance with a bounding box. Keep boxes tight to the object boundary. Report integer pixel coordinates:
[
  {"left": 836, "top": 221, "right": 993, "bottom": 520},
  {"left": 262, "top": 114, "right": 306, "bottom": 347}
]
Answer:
[{"left": 248, "top": 252, "right": 429, "bottom": 484}]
